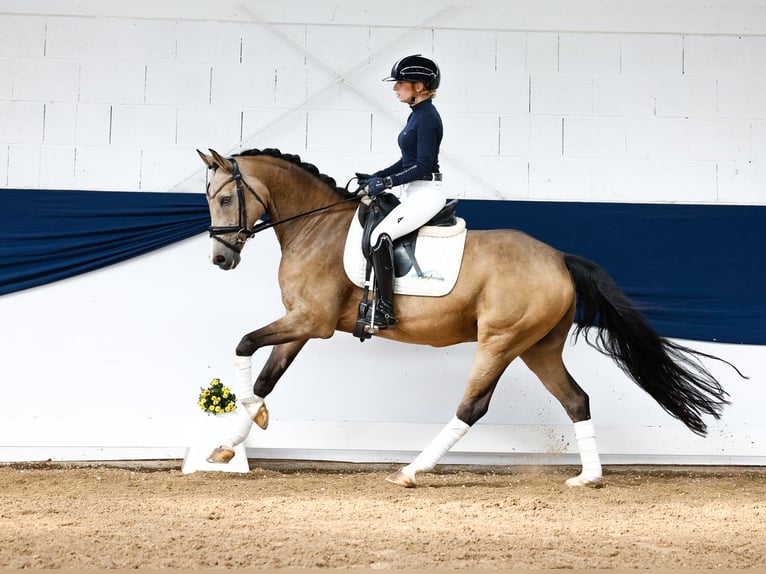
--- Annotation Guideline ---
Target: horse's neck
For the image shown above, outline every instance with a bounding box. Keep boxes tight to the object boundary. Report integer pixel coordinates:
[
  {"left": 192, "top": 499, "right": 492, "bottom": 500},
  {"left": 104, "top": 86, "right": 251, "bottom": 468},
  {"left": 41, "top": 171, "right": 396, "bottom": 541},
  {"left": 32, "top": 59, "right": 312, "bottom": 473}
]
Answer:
[{"left": 251, "top": 159, "right": 353, "bottom": 252}]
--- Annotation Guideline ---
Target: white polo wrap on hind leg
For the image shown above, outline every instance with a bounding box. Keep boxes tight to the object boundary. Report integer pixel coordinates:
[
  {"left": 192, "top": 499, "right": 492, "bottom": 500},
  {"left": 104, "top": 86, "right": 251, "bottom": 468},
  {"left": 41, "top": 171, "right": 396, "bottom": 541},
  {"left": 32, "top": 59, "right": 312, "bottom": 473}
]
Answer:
[
  {"left": 401, "top": 416, "right": 470, "bottom": 480},
  {"left": 566, "top": 419, "right": 603, "bottom": 487},
  {"left": 222, "top": 355, "right": 266, "bottom": 449}
]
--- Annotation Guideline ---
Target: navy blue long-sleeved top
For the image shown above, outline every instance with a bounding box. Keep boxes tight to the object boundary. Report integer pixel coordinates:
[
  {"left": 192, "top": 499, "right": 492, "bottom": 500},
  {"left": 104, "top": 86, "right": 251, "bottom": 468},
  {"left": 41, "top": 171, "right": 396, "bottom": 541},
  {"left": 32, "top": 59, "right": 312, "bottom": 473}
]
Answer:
[{"left": 373, "top": 98, "right": 443, "bottom": 186}]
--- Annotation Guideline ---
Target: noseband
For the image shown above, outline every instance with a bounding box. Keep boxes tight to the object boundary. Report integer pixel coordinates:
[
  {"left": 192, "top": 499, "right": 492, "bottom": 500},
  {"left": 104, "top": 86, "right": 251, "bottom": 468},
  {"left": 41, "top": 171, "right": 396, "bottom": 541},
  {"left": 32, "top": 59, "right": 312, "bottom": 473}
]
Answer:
[{"left": 207, "top": 156, "right": 362, "bottom": 252}]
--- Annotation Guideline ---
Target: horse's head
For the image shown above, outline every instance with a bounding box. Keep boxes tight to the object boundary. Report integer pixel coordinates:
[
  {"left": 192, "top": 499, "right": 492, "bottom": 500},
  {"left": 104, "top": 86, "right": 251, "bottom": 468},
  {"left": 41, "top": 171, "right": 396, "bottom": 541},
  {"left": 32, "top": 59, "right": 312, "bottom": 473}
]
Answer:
[{"left": 198, "top": 149, "right": 270, "bottom": 270}]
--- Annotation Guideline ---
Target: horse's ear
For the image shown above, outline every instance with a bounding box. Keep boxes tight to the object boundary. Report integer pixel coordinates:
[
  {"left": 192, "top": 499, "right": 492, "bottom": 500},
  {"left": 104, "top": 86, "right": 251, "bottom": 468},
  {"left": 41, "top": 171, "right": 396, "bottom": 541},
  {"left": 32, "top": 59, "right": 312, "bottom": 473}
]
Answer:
[
  {"left": 197, "top": 149, "right": 216, "bottom": 169},
  {"left": 209, "top": 149, "right": 234, "bottom": 173}
]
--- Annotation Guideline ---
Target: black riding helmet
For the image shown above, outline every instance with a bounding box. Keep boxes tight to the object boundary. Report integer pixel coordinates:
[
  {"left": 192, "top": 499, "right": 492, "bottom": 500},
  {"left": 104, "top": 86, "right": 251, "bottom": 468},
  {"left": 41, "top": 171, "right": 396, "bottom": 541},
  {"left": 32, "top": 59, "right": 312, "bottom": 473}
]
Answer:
[{"left": 383, "top": 54, "right": 441, "bottom": 90}]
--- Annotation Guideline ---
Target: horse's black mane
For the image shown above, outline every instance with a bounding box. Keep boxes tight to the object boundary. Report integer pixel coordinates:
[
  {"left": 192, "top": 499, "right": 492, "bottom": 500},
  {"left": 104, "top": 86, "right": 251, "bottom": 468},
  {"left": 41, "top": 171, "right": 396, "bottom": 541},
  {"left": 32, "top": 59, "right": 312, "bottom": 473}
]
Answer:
[{"left": 236, "top": 148, "right": 357, "bottom": 198}]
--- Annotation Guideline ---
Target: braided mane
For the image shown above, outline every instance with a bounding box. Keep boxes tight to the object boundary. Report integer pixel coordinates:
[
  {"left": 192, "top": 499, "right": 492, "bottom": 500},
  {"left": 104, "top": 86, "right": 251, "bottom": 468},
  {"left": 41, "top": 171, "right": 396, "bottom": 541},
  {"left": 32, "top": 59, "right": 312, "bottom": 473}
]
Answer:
[{"left": 236, "top": 148, "right": 356, "bottom": 198}]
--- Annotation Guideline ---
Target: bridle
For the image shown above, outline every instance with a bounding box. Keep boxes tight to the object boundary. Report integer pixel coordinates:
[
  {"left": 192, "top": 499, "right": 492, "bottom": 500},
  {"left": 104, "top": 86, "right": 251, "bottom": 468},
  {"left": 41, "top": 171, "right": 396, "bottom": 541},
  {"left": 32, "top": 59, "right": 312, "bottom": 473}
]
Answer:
[{"left": 206, "top": 156, "right": 362, "bottom": 253}]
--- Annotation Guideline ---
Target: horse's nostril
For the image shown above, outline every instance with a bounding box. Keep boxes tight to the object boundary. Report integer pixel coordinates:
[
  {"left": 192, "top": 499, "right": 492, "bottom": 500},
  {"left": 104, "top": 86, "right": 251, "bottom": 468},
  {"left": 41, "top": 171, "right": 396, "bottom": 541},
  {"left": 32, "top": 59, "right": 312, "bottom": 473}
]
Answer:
[{"left": 213, "top": 254, "right": 226, "bottom": 265}]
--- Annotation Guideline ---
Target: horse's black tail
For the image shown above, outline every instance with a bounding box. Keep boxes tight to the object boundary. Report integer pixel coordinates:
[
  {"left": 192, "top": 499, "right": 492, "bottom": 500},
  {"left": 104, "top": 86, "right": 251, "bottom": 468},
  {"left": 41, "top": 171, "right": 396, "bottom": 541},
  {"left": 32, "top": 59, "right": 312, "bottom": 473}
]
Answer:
[{"left": 564, "top": 253, "right": 741, "bottom": 436}]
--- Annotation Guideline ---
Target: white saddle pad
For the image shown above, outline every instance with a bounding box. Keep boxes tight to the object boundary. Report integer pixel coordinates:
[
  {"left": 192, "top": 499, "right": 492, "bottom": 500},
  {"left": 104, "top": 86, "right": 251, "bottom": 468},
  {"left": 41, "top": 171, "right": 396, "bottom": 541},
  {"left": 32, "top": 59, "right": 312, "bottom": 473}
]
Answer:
[{"left": 343, "top": 209, "right": 468, "bottom": 297}]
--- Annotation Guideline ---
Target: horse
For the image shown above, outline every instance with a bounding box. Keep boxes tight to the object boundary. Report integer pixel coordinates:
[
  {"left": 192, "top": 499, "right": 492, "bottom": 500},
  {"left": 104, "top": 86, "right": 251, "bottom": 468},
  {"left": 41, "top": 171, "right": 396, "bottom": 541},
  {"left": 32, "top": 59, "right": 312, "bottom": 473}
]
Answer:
[{"left": 197, "top": 147, "right": 739, "bottom": 488}]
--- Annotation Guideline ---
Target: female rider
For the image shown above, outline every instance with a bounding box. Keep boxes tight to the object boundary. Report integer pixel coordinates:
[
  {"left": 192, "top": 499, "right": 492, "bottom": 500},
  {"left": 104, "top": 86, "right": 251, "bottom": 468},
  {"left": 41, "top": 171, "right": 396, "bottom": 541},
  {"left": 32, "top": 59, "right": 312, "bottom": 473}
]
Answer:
[{"left": 356, "top": 54, "right": 446, "bottom": 331}]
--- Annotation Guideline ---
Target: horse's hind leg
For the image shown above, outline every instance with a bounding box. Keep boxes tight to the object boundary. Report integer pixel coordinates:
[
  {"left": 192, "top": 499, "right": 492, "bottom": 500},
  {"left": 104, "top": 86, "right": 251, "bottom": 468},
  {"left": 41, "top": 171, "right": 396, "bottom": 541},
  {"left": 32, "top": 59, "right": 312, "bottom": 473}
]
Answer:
[
  {"left": 521, "top": 320, "right": 603, "bottom": 487},
  {"left": 386, "top": 345, "right": 509, "bottom": 488}
]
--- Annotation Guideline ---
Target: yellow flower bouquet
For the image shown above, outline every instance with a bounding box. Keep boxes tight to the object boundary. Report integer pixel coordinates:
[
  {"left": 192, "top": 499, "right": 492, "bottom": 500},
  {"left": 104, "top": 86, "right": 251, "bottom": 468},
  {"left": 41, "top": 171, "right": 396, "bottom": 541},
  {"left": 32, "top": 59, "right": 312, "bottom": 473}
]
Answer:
[{"left": 197, "top": 378, "right": 237, "bottom": 415}]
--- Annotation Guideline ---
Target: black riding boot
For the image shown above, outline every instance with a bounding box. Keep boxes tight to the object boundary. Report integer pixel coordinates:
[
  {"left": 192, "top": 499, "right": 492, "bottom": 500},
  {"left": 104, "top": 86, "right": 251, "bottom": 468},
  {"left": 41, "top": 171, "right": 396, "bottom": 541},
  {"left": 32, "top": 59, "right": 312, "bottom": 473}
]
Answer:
[{"left": 369, "top": 234, "right": 397, "bottom": 329}]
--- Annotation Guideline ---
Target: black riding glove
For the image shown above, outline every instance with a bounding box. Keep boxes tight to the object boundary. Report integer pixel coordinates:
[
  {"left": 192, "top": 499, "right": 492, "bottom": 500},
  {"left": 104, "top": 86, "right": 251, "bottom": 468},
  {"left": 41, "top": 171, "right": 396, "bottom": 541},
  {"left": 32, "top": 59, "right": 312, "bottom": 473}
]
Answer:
[
  {"left": 355, "top": 172, "right": 373, "bottom": 185},
  {"left": 366, "top": 177, "right": 391, "bottom": 197}
]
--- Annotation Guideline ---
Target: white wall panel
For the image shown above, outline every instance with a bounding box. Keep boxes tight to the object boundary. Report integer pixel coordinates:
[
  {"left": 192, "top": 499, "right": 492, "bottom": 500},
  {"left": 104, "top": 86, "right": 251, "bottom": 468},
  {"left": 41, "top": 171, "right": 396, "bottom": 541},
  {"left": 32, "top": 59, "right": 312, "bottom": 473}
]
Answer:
[
  {"left": 140, "top": 146, "right": 204, "bottom": 192},
  {"left": 564, "top": 117, "right": 626, "bottom": 159},
  {"left": 718, "top": 78, "right": 766, "bottom": 119},
  {"left": 241, "top": 24, "right": 308, "bottom": 68},
  {"left": 525, "top": 33, "right": 559, "bottom": 74},
  {"left": 305, "top": 25, "right": 374, "bottom": 74},
  {"left": 145, "top": 61, "right": 211, "bottom": 106},
  {"left": 212, "top": 64, "right": 276, "bottom": 107},
  {"left": 559, "top": 33, "right": 621, "bottom": 75},
  {"left": 593, "top": 76, "right": 655, "bottom": 118},
  {"left": 687, "top": 119, "right": 751, "bottom": 161},
  {"left": 494, "top": 32, "right": 527, "bottom": 73},
  {"left": 626, "top": 118, "right": 690, "bottom": 160},
  {"left": 0, "top": 101, "right": 44, "bottom": 143},
  {"left": 654, "top": 76, "right": 718, "bottom": 118},
  {"left": 498, "top": 114, "right": 530, "bottom": 157},
  {"left": 274, "top": 66, "right": 309, "bottom": 108},
  {"left": 73, "top": 146, "right": 142, "bottom": 190},
  {"left": 684, "top": 35, "right": 757, "bottom": 78},
  {"left": 753, "top": 120, "right": 766, "bottom": 160},
  {"left": 433, "top": 29, "right": 497, "bottom": 74},
  {"left": 620, "top": 35, "right": 682, "bottom": 76},
  {"left": 241, "top": 108, "right": 307, "bottom": 154},
  {"left": 528, "top": 157, "right": 592, "bottom": 200},
  {"left": 6, "top": 145, "right": 40, "bottom": 188},
  {"left": 718, "top": 161, "right": 766, "bottom": 204},
  {"left": 176, "top": 106, "right": 242, "bottom": 149},
  {"left": 529, "top": 115, "right": 562, "bottom": 158},
  {"left": 0, "top": 15, "right": 45, "bottom": 57},
  {"left": 42, "top": 102, "right": 77, "bottom": 144},
  {"left": 71, "top": 104, "right": 111, "bottom": 145},
  {"left": 78, "top": 61, "right": 146, "bottom": 105},
  {"left": 0, "top": 145, "right": 7, "bottom": 185},
  {"left": 111, "top": 105, "right": 177, "bottom": 147},
  {"left": 175, "top": 21, "right": 243, "bottom": 64},
  {"left": 10, "top": 58, "right": 79, "bottom": 102},
  {"left": 0, "top": 58, "right": 13, "bottom": 100},
  {"left": 39, "top": 145, "right": 75, "bottom": 189},
  {"left": 531, "top": 75, "right": 592, "bottom": 116},
  {"left": 44, "top": 16, "right": 176, "bottom": 61},
  {"left": 306, "top": 109, "right": 370, "bottom": 152},
  {"left": 446, "top": 114, "right": 500, "bottom": 156}
]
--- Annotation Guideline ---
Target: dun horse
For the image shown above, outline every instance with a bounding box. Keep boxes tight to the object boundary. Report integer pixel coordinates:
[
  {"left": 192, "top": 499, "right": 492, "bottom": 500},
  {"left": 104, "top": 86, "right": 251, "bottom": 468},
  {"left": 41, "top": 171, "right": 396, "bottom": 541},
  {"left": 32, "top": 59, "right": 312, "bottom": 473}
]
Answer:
[{"left": 198, "top": 147, "right": 737, "bottom": 488}]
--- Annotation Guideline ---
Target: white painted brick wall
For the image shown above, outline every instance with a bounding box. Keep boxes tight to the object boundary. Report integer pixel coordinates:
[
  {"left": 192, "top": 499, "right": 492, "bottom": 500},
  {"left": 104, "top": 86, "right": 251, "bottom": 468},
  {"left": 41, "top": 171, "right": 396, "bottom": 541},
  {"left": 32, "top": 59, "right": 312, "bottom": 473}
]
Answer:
[
  {"left": 620, "top": 35, "right": 683, "bottom": 76},
  {"left": 0, "top": 15, "right": 45, "bottom": 58},
  {"left": 111, "top": 105, "right": 177, "bottom": 147},
  {"left": 7, "top": 145, "right": 41, "bottom": 188},
  {"left": 40, "top": 145, "right": 75, "bottom": 189},
  {"left": 0, "top": 1, "right": 764, "bottom": 203},
  {"left": 79, "top": 61, "right": 147, "bottom": 105},
  {"left": 0, "top": 145, "right": 7, "bottom": 186},
  {"left": 11, "top": 58, "right": 79, "bottom": 102},
  {"left": 0, "top": 102, "right": 44, "bottom": 143}
]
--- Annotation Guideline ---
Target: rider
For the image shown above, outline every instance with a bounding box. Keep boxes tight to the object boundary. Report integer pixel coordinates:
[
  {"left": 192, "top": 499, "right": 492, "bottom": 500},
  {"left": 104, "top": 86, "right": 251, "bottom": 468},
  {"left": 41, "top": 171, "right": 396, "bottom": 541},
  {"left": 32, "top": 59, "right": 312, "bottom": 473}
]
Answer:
[{"left": 356, "top": 54, "right": 446, "bottom": 331}]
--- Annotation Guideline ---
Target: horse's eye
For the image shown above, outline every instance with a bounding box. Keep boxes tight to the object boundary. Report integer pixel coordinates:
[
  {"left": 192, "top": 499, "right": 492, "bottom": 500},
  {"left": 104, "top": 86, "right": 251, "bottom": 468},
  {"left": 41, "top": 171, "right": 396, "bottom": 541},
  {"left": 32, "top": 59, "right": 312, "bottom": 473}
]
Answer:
[{"left": 221, "top": 195, "right": 232, "bottom": 206}]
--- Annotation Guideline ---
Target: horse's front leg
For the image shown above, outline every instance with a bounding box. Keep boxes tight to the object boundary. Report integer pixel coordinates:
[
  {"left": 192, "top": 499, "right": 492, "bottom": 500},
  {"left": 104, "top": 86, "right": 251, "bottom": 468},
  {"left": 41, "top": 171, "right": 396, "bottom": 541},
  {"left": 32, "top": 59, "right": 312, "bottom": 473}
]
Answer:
[{"left": 206, "top": 328, "right": 310, "bottom": 464}]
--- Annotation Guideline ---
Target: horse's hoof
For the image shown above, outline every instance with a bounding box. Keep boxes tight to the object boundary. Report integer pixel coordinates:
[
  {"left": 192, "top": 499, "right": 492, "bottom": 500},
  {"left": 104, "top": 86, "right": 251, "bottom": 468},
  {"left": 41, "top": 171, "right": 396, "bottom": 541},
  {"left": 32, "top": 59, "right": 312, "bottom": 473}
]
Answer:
[
  {"left": 385, "top": 469, "right": 417, "bottom": 488},
  {"left": 206, "top": 446, "right": 236, "bottom": 464},
  {"left": 253, "top": 402, "right": 269, "bottom": 429},
  {"left": 565, "top": 474, "right": 604, "bottom": 488}
]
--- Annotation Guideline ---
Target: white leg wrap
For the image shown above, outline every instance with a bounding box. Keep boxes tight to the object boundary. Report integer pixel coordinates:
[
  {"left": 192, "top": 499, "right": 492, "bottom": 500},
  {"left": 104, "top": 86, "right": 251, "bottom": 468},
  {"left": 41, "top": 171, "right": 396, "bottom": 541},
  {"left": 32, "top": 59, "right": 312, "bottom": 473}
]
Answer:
[
  {"left": 222, "top": 355, "right": 265, "bottom": 449},
  {"left": 234, "top": 355, "right": 256, "bottom": 404},
  {"left": 566, "top": 419, "right": 603, "bottom": 487},
  {"left": 402, "top": 416, "right": 470, "bottom": 480}
]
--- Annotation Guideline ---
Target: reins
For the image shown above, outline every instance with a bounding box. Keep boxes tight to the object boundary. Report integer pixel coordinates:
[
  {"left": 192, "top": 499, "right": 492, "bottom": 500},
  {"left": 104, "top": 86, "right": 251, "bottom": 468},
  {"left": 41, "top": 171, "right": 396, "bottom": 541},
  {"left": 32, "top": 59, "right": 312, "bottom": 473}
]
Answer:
[{"left": 207, "top": 157, "right": 363, "bottom": 252}]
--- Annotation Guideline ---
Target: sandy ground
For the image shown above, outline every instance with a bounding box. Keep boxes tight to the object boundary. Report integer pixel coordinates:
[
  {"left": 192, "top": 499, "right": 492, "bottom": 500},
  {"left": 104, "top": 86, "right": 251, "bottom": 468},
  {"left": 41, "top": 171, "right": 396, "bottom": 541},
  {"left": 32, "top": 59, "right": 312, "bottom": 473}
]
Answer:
[{"left": 0, "top": 461, "right": 765, "bottom": 569}]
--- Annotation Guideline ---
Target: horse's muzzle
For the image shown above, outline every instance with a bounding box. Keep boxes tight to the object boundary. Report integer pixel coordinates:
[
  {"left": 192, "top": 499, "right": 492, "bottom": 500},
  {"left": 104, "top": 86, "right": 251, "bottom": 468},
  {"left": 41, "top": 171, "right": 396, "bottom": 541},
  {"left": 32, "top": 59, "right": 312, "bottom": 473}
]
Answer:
[{"left": 210, "top": 246, "right": 241, "bottom": 270}]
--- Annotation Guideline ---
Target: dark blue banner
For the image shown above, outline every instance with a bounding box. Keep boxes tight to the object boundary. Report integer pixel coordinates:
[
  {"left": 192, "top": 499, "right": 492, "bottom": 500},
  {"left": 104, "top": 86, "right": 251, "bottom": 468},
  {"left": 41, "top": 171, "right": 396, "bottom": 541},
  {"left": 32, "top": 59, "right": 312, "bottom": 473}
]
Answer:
[
  {"left": 1, "top": 189, "right": 763, "bottom": 344},
  {"left": 0, "top": 189, "right": 209, "bottom": 297}
]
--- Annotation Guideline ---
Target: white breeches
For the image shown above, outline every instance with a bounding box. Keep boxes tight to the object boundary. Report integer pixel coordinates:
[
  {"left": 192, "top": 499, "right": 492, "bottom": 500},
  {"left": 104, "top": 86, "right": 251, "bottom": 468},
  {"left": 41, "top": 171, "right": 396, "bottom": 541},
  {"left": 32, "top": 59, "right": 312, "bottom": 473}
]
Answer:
[{"left": 370, "top": 180, "right": 447, "bottom": 245}]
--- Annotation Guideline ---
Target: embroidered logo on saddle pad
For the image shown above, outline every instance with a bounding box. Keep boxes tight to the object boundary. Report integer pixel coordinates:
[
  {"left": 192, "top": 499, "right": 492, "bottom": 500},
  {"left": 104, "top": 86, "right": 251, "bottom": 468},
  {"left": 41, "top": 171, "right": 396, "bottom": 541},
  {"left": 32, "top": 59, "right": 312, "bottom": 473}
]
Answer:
[{"left": 343, "top": 208, "right": 467, "bottom": 297}]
